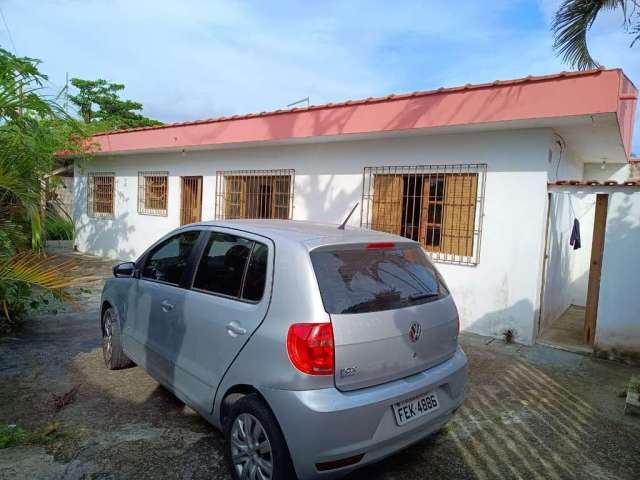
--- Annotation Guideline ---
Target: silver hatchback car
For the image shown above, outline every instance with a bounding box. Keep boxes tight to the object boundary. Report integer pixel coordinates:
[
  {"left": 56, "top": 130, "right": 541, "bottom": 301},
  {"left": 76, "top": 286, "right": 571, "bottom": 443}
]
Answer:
[{"left": 101, "top": 220, "right": 467, "bottom": 479}]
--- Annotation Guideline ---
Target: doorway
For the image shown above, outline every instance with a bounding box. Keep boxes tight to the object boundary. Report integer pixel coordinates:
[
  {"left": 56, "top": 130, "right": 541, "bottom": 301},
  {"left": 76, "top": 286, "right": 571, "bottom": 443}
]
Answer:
[
  {"left": 180, "top": 176, "right": 202, "bottom": 226},
  {"left": 538, "top": 192, "right": 608, "bottom": 352}
]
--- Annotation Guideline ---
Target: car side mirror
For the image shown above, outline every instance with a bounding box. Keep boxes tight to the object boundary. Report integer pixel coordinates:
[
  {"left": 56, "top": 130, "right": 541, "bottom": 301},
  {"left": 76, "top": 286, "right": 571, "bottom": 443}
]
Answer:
[{"left": 113, "top": 262, "right": 137, "bottom": 278}]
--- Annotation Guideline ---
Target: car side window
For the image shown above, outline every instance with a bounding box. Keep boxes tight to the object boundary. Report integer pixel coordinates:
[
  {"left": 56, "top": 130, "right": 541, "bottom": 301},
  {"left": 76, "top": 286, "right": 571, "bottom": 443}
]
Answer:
[
  {"left": 141, "top": 231, "right": 200, "bottom": 285},
  {"left": 193, "top": 233, "right": 253, "bottom": 298},
  {"left": 242, "top": 242, "right": 268, "bottom": 301}
]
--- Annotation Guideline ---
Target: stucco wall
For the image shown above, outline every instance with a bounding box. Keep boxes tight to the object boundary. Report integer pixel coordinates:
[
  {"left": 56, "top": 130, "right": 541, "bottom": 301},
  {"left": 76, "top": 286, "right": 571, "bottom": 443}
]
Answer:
[
  {"left": 595, "top": 190, "right": 640, "bottom": 363},
  {"left": 75, "top": 128, "right": 557, "bottom": 344},
  {"left": 584, "top": 162, "right": 630, "bottom": 182}
]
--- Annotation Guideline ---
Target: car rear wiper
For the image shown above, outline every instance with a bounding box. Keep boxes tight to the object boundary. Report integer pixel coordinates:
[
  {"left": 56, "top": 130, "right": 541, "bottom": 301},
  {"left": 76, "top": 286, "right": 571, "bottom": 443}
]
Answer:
[{"left": 408, "top": 291, "right": 439, "bottom": 302}]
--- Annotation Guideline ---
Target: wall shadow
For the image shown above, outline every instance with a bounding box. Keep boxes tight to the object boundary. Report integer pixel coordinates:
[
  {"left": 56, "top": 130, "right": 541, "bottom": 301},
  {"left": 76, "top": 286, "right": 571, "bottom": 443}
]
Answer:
[{"left": 74, "top": 179, "right": 136, "bottom": 260}]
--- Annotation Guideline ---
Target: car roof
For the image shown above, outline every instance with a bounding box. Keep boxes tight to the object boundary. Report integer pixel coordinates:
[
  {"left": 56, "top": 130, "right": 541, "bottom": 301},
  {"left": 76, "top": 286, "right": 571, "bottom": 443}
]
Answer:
[{"left": 188, "top": 219, "right": 417, "bottom": 249}]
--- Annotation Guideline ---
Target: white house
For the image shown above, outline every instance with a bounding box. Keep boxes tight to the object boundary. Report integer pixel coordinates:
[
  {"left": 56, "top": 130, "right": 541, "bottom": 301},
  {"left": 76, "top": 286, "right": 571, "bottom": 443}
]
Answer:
[{"left": 73, "top": 68, "right": 640, "bottom": 362}]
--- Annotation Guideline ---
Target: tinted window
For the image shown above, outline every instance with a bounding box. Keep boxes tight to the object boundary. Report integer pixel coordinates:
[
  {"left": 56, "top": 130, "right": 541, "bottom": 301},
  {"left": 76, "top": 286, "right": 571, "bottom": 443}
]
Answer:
[
  {"left": 141, "top": 231, "right": 200, "bottom": 285},
  {"left": 310, "top": 245, "right": 448, "bottom": 314},
  {"left": 242, "top": 243, "right": 268, "bottom": 301},
  {"left": 193, "top": 233, "right": 252, "bottom": 297}
]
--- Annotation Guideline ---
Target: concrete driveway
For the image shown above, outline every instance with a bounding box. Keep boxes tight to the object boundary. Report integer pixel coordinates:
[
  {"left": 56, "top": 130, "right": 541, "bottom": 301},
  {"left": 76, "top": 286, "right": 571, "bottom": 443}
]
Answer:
[{"left": 1, "top": 253, "right": 639, "bottom": 479}]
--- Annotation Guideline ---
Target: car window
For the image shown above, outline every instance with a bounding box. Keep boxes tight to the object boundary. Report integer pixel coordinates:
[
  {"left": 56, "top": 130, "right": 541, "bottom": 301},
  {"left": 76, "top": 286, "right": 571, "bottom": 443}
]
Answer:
[
  {"left": 140, "top": 231, "right": 200, "bottom": 285},
  {"left": 242, "top": 242, "right": 268, "bottom": 301},
  {"left": 310, "top": 244, "right": 448, "bottom": 314},
  {"left": 193, "top": 233, "right": 253, "bottom": 298}
]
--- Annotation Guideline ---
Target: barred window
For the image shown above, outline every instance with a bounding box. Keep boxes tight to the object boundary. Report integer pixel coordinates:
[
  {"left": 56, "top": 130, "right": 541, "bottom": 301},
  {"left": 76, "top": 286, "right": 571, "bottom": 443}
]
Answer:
[
  {"left": 215, "top": 169, "right": 294, "bottom": 220},
  {"left": 138, "top": 171, "right": 168, "bottom": 216},
  {"left": 87, "top": 172, "right": 115, "bottom": 218},
  {"left": 362, "top": 164, "right": 486, "bottom": 265}
]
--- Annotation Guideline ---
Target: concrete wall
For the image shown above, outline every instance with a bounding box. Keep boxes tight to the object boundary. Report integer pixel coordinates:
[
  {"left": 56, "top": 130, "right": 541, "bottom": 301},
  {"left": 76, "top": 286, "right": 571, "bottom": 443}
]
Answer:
[
  {"left": 595, "top": 190, "right": 640, "bottom": 363},
  {"left": 75, "top": 128, "right": 559, "bottom": 344},
  {"left": 584, "top": 163, "right": 630, "bottom": 182}
]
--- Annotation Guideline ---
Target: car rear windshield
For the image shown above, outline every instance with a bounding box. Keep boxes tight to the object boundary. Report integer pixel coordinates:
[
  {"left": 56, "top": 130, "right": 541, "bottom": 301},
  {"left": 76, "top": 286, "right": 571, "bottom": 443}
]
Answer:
[{"left": 310, "top": 244, "right": 448, "bottom": 314}]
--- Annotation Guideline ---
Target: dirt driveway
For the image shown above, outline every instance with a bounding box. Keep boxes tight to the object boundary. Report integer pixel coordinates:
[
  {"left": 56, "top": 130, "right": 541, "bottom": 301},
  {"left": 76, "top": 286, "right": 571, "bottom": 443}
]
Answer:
[{"left": 1, "top": 253, "right": 640, "bottom": 479}]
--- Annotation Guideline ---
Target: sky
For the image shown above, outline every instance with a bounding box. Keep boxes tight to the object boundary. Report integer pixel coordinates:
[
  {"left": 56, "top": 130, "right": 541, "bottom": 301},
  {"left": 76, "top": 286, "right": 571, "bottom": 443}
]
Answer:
[{"left": 1, "top": 0, "right": 639, "bottom": 153}]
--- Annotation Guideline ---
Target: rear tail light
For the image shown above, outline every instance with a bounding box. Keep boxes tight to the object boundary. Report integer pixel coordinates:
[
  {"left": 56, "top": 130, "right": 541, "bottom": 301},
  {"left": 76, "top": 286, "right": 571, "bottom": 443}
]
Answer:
[
  {"left": 287, "top": 323, "right": 334, "bottom": 375},
  {"left": 456, "top": 315, "right": 460, "bottom": 337},
  {"left": 366, "top": 242, "right": 395, "bottom": 249}
]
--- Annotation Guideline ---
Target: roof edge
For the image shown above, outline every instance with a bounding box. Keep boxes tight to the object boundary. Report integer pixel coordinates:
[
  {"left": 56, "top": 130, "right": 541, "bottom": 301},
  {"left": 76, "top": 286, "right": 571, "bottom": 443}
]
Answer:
[{"left": 92, "top": 68, "right": 615, "bottom": 138}]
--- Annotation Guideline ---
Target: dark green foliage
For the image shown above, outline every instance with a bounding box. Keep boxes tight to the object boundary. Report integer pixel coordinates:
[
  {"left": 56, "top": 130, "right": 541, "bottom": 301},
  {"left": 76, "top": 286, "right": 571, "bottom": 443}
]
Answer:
[
  {"left": 552, "top": 0, "right": 640, "bottom": 70},
  {"left": 0, "top": 48, "right": 85, "bottom": 332},
  {"left": 44, "top": 215, "right": 74, "bottom": 241},
  {"left": 69, "top": 78, "right": 162, "bottom": 130}
]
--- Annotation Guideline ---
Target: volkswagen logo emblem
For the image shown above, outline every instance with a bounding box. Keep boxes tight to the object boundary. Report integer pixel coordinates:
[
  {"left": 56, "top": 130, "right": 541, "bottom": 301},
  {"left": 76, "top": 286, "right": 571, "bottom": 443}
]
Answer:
[{"left": 409, "top": 322, "right": 422, "bottom": 343}]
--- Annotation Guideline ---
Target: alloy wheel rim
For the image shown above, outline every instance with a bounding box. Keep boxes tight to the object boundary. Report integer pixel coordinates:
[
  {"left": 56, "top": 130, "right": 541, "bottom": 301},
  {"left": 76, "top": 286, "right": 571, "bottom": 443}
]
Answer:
[
  {"left": 230, "top": 413, "right": 273, "bottom": 480},
  {"left": 102, "top": 310, "right": 113, "bottom": 364}
]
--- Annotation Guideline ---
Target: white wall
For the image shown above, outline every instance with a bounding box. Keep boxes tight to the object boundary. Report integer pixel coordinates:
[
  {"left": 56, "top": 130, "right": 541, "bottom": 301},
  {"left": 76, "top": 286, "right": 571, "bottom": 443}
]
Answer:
[
  {"left": 75, "top": 128, "right": 557, "bottom": 344},
  {"left": 548, "top": 136, "right": 584, "bottom": 182},
  {"left": 595, "top": 190, "right": 640, "bottom": 363},
  {"left": 584, "top": 163, "right": 630, "bottom": 182}
]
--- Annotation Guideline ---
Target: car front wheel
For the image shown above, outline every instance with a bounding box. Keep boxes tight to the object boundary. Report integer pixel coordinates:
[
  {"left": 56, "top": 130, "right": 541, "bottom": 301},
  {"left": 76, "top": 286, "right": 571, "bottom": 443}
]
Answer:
[
  {"left": 102, "top": 305, "right": 133, "bottom": 370},
  {"left": 224, "top": 394, "right": 296, "bottom": 480}
]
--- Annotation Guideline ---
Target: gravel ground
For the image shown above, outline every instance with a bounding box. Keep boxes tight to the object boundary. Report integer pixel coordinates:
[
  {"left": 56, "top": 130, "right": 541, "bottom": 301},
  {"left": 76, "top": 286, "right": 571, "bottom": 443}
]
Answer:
[{"left": 1, "top": 252, "right": 640, "bottom": 479}]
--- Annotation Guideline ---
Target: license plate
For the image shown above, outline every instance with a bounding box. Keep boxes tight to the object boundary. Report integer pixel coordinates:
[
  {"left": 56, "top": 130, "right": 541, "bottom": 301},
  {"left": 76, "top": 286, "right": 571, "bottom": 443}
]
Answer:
[{"left": 392, "top": 392, "right": 440, "bottom": 426}]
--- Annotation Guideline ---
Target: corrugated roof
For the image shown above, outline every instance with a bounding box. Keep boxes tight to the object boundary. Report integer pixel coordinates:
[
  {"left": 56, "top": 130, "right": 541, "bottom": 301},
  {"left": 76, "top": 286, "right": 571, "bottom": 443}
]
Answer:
[{"left": 92, "top": 68, "right": 613, "bottom": 138}]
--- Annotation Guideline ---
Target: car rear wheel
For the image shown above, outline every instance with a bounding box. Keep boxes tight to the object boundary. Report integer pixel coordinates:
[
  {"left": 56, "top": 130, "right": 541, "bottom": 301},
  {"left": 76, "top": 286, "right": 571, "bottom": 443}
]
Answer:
[
  {"left": 224, "top": 394, "right": 296, "bottom": 480},
  {"left": 102, "top": 306, "right": 133, "bottom": 370}
]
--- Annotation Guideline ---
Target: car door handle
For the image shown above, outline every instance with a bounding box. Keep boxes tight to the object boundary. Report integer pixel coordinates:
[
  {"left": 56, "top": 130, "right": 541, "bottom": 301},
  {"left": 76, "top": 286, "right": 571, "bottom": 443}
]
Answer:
[
  {"left": 161, "top": 300, "right": 174, "bottom": 312},
  {"left": 227, "top": 321, "right": 247, "bottom": 337}
]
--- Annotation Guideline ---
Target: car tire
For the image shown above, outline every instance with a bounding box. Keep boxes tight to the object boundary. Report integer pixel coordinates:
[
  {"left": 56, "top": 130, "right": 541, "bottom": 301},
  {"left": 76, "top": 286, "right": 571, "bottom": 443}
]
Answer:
[
  {"left": 223, "top": 394, "right": 297, "bottom": 480},
  {"left": 102, "top": 305, "right": 134, "bottom": 370}
]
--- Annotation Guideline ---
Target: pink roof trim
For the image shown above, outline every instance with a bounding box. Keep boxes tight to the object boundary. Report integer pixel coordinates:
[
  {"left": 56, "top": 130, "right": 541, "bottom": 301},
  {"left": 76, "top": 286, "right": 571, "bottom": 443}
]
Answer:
[{"left": 91, "top": 68, "right": 637, "bottom": 157}]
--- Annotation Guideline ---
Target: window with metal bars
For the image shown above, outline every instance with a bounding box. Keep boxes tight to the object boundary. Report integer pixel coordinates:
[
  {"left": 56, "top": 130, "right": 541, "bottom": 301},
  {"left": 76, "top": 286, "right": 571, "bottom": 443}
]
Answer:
[
  {"left": 138, "top": 171, "right": 168, "bottom": 216},
  {"left": 87, "top": 172, "right": 115, "bottom": 218},
  {"left": 361, "top": 164, "right": 486, "bottom": 265},
  {"left": 215, "top": 169, "right": 295, "bottom": 220}
]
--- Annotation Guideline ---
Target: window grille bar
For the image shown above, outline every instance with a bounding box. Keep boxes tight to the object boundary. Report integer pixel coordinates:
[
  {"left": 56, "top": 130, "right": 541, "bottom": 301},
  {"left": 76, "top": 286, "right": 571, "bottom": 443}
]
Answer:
[
  {"left": 180, "top": 176, "right": 203, "bottom": 226},
  {"left": 215, "top": 169, "right": 295, "bottom": 220},
  {"left": 87, "top": 172, "right": 115, "bottom": 218},
  {"left": 138, "top": 171, "right": 168, "bottom": 216},
  {"left": 361, "top": 164, "right": 487, "bottom": 265}
]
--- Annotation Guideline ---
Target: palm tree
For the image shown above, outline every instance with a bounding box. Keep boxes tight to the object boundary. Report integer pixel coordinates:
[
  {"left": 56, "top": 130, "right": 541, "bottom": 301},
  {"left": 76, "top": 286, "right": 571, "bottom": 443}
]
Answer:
[
  {"left": 0, "top": 48, "right": 92, "bottom": 328},
  {"left": 553, "top": 0, "right": 640, "bottom": 70}
]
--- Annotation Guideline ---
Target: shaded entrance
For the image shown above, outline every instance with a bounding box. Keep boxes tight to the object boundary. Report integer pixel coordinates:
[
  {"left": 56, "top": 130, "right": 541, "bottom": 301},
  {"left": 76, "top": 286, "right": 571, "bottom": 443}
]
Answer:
[{"left": 539, "top": 192, "right": 608, "bottom": 353}]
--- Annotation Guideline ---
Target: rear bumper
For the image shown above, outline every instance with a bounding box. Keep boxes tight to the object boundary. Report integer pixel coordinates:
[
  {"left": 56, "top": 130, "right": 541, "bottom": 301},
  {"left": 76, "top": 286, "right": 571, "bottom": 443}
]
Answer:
[{"left": 260, "top": 347, "right": 468, "bottom": 479}]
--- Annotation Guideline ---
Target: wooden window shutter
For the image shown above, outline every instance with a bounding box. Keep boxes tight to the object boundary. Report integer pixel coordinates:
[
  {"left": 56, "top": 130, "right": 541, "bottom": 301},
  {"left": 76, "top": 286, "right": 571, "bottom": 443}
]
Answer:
[
  {"left": 225, "top": 176, "right": 246, "bottom": 219},
  {"left": 441, "top": 174, "right": 478, "bottom": 257},
  {"left": 271, "top": 176, "right": 291, "bottom": 219},
  {"left": 371, "top": 175, "right": 404, "bottom": 235}
]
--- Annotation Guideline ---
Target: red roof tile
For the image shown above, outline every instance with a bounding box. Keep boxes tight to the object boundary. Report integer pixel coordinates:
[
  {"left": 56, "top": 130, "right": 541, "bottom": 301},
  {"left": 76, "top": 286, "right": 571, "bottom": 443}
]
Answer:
[
  {"left": 92, "top": 68, "right": 612, "bottom": 138},
  {"left": 87, "top": 68, "right": 636, "bottom": 157}
]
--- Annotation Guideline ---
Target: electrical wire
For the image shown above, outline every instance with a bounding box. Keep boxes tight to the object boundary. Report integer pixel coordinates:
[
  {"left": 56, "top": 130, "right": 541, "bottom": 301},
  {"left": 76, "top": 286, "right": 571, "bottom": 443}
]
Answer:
[{"left": 0, "top": 6, "right": 16, "bottom": 53}]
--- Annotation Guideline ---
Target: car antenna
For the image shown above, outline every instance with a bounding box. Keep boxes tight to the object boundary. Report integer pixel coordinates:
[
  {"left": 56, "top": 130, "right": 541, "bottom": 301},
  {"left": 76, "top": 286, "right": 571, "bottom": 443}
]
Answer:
[{"left": 338, "top": 203, "right": 359, "bottom": 230}]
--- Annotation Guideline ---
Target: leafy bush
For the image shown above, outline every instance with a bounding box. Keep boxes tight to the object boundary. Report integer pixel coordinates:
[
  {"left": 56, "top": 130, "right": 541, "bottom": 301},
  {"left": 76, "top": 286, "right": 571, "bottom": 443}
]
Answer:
[
  {"left": 0, "top": 48, "right": 91, "bottom": 333},
  {"left": 44, "top": 216, "right": 73, "bottom": 241}
]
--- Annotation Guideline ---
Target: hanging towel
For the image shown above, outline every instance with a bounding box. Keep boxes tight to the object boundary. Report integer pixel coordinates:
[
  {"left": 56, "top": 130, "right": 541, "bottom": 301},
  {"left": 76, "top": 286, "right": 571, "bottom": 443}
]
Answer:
[{"left": 570, "top": 218, "right": 581, "bottom": 250}]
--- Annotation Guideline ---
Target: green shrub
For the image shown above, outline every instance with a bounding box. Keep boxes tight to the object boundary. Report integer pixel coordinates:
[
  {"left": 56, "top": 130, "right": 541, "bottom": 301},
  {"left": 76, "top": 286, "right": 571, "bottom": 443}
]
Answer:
[{"left": 44, "top": 216, "right": 74, "bottom": 241}]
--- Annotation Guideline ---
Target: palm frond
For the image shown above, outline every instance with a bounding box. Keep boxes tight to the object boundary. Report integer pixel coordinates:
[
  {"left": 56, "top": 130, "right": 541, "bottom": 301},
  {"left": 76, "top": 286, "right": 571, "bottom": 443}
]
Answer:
[
  {"left": 552, "top": 0, "right": 627, "bottom": 70},
  {"left": 0, "top": 252, "right": 96, "bottom": 301}
]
